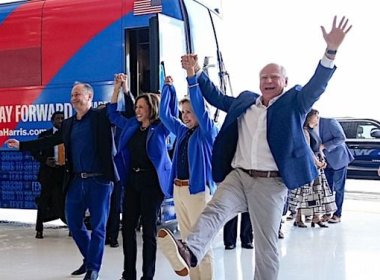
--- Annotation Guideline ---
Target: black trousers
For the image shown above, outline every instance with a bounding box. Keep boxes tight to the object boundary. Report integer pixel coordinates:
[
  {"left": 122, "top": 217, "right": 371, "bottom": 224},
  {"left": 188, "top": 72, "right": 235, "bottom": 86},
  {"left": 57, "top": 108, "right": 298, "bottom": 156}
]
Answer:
[
  {"left": 36, "top": 167, "right": 65, "bottom": 232},
  {"left": 122, "top": 171, "right": 163, "bottom": 280},
  {"left": 223, "top": 212, "right": 253, "bottom": 246}
]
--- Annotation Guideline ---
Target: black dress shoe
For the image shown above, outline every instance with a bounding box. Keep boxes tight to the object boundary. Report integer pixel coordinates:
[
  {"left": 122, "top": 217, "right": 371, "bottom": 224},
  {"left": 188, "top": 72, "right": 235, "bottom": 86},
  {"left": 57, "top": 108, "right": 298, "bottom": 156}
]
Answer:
[
  {"left": 83, "top": 270, "right": 99, "bottom": 280},
  {"left": 71, "top": 262, "right": 86, "bottom": 276},
  {"left": 224, "top": 244, "right": 236, "bottom": 250},
  {"left": 241, "top": 243, "right": 254, "bottom": 249},
  {"left": 35, "top": 231, "right": 43, "bottom": 239},
  {"left": 110, "top": 240, "right": 119, "bottom": 248}
]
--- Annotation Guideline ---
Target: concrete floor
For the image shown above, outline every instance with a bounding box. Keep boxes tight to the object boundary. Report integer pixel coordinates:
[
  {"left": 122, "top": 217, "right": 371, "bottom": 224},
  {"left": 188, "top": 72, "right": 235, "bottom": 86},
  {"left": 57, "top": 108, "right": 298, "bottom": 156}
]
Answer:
[{"left": 0, "top": 179, "right": 380, "bottom": 280}]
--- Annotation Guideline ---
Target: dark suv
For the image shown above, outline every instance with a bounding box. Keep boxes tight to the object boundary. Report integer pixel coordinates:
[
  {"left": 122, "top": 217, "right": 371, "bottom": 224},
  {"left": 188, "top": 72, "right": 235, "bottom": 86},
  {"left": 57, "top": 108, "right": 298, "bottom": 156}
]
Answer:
[{"left": 336, "top": 118, "right": 380, "bottom": 180}]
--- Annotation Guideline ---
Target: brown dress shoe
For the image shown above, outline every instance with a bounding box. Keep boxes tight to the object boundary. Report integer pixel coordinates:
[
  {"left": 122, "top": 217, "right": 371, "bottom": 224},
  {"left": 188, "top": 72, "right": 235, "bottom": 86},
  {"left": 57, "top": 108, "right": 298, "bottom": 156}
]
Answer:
[
  {"left": 328, "top": 215, "right": 341, "bottom": 223},
  {"left": 158, "top": 228, "right": 193, "bottom": 276},
  {"left": 321, "top": 214, "right": 331, "bottom": 222}
]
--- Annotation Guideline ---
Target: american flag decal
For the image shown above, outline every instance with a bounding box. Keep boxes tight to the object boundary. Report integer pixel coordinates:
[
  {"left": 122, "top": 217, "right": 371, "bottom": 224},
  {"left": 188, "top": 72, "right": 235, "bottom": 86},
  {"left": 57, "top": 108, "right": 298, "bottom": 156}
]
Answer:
[{"left": 133, "top": 0, "right": 162, "bottom": 16}]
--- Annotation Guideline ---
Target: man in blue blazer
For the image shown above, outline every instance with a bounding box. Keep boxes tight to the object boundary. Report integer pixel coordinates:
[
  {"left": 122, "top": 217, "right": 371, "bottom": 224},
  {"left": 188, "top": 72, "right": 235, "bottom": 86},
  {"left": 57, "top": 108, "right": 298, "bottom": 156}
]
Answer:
[
  {"left": 158, "top": 16, "right": 352, "bottom": 280},
  {"left": 319, "top": 117, "right": 354, "bottom": 223}
]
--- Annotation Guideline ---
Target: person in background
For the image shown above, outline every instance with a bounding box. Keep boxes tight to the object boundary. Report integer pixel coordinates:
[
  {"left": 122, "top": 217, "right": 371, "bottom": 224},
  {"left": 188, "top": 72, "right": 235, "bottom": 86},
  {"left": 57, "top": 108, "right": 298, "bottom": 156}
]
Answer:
[
  {"left": 278, "top": 200, "right": 287, "bottom": 239},
  {"left": 108, "top": 73, "right": 174, "bottom": 280},
  {"left": 157, "top": 16, "right": 352, "bottom": 280},
  {"left": 159, "top": 60, "right": 218, "bottom": 279},
  {"left": 6, "top": 82, "right": 116, "bottom": 280},
  {"left": 105, "top": 80, "right": 136, "bottom": 248},
  {"left": 31, "top": 111, "right": 65, "bottom": 239},
  {"left": 319, "top": 115, "right": 354, "bottom": 223},
  {"left": 104, "top": 170, "right": 122, "bottom": 248},
  {"left": 289, "top": 109, "right": 336, "bottom": 228},
  {"left": 223, "top": 213, "right": 253, "bottom": 250}
]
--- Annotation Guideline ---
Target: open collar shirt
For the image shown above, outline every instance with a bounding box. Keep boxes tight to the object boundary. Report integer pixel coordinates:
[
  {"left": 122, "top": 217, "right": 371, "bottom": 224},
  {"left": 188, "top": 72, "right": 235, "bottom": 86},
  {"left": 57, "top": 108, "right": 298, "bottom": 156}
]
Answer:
[
  {"left": 231, "top": 55, "right": 335, "bottom": 172},
  {"left": 231, "top": 94, "right": 282, "bottom": 171}
]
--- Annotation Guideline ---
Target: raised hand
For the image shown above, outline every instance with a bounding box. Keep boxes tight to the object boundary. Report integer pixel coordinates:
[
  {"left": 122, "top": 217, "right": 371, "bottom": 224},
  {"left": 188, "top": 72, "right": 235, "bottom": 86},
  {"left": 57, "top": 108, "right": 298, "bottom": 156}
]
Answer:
[
  {"left": 164, "top": 76, "right": 173, "bottom": 85},
  {"left": 114, "top": 73, "right": 127, "bottom": 91},
  {"left": 321, "top": 16, "right": 352, "bottom": 51},
  {"left": 181, "top": 54, "right": 198, "bottom": 77},
  {"left": 112, "top": 73, "right": 128, "bottom": 103}
]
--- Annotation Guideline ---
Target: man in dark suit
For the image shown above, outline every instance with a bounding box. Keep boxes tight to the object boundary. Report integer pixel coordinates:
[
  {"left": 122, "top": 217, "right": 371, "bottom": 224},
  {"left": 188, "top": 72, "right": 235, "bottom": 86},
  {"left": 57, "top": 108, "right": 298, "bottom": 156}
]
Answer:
[
  {"left": 7, "top": 82, "right": 115, "bottom": 280},
  {"left": 158, "top": 16, "right": 352, "bottom": 280},
  {"left": 32, "top": 111, "right": 65, "bottom": 239},
  {"left": 319, "top": 117, "right": 354, "bottom": 223}
]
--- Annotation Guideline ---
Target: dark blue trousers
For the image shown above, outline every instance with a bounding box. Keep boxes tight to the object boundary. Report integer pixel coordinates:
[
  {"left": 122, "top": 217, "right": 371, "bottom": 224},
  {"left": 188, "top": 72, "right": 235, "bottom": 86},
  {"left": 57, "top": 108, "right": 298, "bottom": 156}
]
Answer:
[
  {"left": 65, "top": 176, "right": 113, "bottom": 272},
  {"left": 324, "top": 166, "right": 348, "bottom": 217}
]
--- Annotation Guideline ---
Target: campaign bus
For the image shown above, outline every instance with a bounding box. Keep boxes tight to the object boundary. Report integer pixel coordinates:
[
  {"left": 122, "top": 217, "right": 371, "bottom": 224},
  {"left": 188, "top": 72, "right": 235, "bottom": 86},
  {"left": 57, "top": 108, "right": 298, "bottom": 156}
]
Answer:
[{"left": 0, "top": 0, "right": 230, "bottom": 225}]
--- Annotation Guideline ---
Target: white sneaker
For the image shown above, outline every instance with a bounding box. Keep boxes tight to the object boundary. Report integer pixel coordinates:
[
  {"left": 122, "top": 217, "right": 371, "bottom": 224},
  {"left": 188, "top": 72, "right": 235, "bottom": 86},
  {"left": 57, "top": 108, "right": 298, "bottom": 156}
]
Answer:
[{"left": 157, "top": 228, "right": 190, "bottom": 276}]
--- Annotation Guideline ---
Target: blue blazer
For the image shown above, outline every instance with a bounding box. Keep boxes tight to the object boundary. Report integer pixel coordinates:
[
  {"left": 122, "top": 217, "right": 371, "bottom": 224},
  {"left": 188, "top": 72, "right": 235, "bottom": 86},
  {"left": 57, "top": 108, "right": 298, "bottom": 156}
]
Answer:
[
  {"left": 319, "top": 117, "right": 354, "bottom": 170},
  {"left": 197, "top": 62, "right": 336, "bottom": 189},
  {"left": 160, "top": 76, "right": 218, "bottom": 196},
  {"left": 107, "top": 103, "right": 173, "bottom": 198}
]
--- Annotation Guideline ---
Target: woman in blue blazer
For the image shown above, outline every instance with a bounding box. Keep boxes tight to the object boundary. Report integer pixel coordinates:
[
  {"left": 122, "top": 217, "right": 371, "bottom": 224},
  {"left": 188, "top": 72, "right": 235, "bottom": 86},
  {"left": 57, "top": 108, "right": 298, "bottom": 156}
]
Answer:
[
  {"left": 159, "top": 58, "right": 218, "bottom": 279},
  {"left": 107, "top": 73, "right": 175, "bottom": 280}
]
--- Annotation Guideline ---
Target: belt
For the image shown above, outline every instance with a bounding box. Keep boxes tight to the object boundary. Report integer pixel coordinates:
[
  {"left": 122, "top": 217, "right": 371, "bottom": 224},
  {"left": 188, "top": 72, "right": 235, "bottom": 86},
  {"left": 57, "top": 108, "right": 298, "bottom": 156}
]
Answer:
[
  {"left": 74, "top": 172, "right": 104, "bottom": 179},
  {"left": 174, "top": 179, "right": 189, "bottom": 187},
  {"left": 239, "top": 168, "right": 280, "bottom": 178},
  {"left": 132, "top": 167, "right": 151, "bottom": 173}
]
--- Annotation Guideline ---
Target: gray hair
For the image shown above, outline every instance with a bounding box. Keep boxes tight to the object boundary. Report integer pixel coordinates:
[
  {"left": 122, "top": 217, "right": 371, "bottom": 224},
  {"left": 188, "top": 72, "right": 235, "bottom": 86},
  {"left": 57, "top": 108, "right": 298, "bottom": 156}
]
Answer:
[{"left": 73, "top": 81, "right": 94, "bottom": 95}]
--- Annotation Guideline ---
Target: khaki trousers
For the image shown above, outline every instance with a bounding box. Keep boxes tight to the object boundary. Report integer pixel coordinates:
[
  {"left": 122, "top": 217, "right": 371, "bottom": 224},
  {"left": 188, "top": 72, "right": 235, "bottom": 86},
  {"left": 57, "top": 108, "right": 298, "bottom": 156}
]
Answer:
[{"left": 174, "top": 184, "right": 214, "bottom": 280}]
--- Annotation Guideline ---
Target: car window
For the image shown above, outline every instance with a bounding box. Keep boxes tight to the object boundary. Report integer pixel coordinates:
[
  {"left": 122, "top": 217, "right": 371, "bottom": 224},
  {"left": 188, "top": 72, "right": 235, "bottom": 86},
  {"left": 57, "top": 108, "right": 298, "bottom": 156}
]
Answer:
[
  {"left": 339, "top": 122, "right": 357, "bottom": 139},
  {"left": 357, "top": 122, "right": 379, "bottom": 139}
]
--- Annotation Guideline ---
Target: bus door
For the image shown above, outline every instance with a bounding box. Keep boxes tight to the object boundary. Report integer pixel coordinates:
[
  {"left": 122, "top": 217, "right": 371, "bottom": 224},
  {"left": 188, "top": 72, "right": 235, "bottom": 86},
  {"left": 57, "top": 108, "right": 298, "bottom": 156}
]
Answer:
[
  {"left": 182, "top": 0, "right": 225, "bottom": 88},
  {"left": 155, "top": 14, "right": 188, "bottom": 96},
  {"left": 125, "top": 14, "right": 187, "bottom": 98},
  {"left": 126, "top": 27, "right": 151, "bottom": 97},
  {"left": 180, "top": 0, "right": 227, "bottom": 122}
]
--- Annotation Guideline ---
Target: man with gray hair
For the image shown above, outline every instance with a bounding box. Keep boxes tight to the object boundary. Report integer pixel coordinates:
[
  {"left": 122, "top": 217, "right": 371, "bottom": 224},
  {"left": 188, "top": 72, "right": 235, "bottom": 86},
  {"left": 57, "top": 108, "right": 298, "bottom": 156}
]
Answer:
[
  {"left": 158, "top": 16, "right": 352, "bottom": 280},
  {"left": 6, "top": 82, "right": 115, "bottom": 280}
]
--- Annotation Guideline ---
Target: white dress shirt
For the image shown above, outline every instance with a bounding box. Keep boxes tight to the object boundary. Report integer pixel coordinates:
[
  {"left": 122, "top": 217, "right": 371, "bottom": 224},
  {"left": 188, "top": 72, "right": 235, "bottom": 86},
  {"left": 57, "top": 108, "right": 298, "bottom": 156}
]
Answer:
[{"left": 231, "top": 55, "right": 334, "bottom": 171}]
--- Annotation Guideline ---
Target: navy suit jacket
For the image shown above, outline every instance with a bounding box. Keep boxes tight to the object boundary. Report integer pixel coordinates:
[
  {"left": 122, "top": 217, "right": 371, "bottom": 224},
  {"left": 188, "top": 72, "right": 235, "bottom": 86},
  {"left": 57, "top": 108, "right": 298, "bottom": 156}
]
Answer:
[
  {"left": 198, "top": 62, "right": 336, "bottom": 189},
  {"left": 319, "top": 117, "right": 354, "bottom": 170},
  {"left": 31, "top": 128, "right": 55, "bottom": 184},
  {"left": 21, "top": 108, "right": 116, "bottom": 192}
]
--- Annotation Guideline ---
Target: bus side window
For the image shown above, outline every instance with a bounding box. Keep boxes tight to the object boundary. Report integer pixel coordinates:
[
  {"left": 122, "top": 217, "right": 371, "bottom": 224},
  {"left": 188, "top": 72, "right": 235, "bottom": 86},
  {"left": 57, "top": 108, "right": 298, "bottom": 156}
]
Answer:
[{"left": 0, "top": 1, "right": 43, "bottom": 88}]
